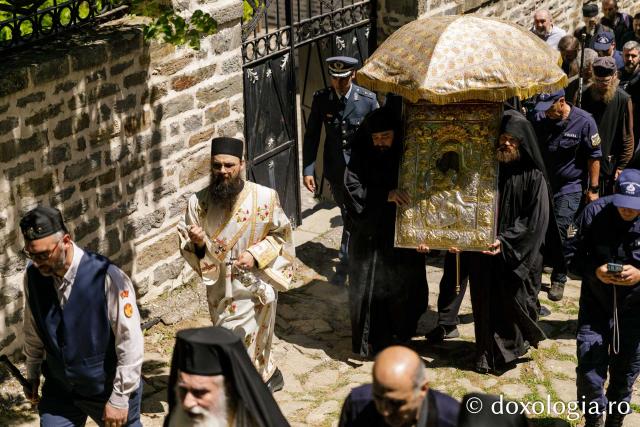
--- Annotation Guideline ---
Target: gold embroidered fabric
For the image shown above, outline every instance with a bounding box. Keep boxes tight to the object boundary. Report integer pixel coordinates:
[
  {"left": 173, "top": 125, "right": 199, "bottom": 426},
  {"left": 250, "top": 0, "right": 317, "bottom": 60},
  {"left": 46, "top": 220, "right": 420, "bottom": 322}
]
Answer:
[
  {"left": 395, "top": 102, "right": 501, "bottom": 251},
  {"left": 357, "top": 15, "right": 567, "bottom": 104}
]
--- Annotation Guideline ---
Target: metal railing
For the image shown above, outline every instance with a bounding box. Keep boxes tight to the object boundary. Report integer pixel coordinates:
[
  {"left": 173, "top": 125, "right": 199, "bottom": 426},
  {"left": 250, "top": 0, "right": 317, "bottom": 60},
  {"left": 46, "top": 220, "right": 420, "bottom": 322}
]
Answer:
[{"left": 0, "top": 0, "right": 128, "bottom": 52}]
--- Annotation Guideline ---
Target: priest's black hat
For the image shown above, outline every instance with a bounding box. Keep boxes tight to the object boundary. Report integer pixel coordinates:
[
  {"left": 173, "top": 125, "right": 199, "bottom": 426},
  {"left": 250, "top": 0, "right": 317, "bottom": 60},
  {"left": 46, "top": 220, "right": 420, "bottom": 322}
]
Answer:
[
  {"left": 582, "top": 3, "right": 598, "bottom": 17},
  {"left": 165, "top": 327, "right": 289, "bottom": 427},
  {"left": 20, "top": 206, "right": 68, "bottom": 241},
  {"left": 211, "top": 136, "right": 244, "bottom": 159}
]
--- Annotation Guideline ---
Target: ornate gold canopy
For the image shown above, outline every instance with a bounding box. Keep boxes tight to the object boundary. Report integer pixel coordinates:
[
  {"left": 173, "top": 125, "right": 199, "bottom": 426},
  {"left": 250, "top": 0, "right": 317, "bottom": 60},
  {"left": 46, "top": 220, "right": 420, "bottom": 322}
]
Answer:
[{"left": 357, "top": 15, "right": 567, "bottom": 104}]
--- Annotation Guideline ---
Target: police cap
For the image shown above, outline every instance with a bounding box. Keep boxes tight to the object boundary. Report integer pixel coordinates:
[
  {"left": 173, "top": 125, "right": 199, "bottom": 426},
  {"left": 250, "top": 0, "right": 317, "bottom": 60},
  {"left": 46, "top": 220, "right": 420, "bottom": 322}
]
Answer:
[
  {"left": 613, "top": 169, "right": 640, "bottom": 210},
  {"left": 20, "top": 206, "right": 68, "bottom": 241},
  {"left": 326, "top": 56, "right": 358, "bottom": 78}
]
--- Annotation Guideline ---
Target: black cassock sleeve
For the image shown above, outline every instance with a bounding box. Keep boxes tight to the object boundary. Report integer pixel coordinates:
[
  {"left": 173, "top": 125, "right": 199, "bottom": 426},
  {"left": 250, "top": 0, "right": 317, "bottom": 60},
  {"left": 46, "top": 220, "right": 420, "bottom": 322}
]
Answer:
[{"left": 498, "top": 169, "right": 550, "bottom": 281}]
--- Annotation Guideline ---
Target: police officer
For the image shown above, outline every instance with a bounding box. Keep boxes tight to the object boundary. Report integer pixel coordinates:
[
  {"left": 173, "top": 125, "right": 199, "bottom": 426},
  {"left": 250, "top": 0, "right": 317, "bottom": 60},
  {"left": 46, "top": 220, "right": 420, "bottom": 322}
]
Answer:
[
  {"left": 302, "top": 56, "right": 379, "bottom": 286},
  {"left": 20, "top": 206, "right": 144, "bottom": 426},
  {"left": 566, "top": 169, "right": 640, "bottom": 427},
  {"left": 531, "top": 89, "right": 602, "bottom": 303}
]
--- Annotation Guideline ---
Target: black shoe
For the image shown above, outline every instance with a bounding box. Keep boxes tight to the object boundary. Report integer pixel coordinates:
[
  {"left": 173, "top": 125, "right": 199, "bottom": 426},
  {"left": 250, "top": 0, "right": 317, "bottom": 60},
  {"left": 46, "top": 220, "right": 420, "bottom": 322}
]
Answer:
[
  {"left": 585, "top": 415, "right": 605, "bottom": 427},
  {"left": 539, "top": 305, "right": 551, "bottom": 317},
  {"left": 425, "top": 325, "right": 460, "bottom": 343},
  {"left": 330, "top": 271, "right": 347, "bottom": 286},
  {"left": 474, "top": 355, "right": 491, "bottom": 374},
  {"left": 266, "top": 368, "right": 284, "bottom": 393},
  {"left": 605, "top": 413, "right": 625, "bottom": 427},
  {"left": 548, "top": 281, "right": 565, "bottom": 301}
]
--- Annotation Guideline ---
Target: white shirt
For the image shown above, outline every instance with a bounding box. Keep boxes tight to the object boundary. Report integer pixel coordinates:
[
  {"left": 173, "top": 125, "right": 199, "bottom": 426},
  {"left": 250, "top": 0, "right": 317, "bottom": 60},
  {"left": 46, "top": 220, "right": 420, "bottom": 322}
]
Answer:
[
  {"left": 531, "top": 25, "right": 567, "bottom": 49},
  {"left": 23, "top": 243, "right": 144, "bottom": 409}
]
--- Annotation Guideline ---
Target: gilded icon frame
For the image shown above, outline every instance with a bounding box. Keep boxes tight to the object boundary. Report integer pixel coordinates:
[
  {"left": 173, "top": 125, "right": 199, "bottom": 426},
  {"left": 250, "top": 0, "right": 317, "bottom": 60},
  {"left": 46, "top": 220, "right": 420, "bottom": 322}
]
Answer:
[{"left": 394, "top": 102, "right": 502, "bottom": 251}]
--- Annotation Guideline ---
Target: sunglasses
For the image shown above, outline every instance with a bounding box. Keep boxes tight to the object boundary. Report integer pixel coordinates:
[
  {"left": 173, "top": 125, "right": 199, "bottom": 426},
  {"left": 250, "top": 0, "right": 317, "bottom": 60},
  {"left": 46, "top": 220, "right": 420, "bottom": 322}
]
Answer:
[{"left": 23, "top": 240, "right": 61, "bottom": 262}]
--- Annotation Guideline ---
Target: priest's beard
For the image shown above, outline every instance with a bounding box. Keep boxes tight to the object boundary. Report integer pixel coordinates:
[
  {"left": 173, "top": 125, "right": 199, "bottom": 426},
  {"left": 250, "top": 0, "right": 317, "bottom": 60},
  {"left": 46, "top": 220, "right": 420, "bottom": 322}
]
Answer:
[
  {"left": 496, "top": 146, "right": 521, "bottom": 163},
  {"left": 209, "top": 171, "right": 244, "bottom": 203},
  {"left": 167, "top": 388, "right": 229, "bottom": 427},
  {"left": 590, "top": 76, "right": 619, "bottom": 104}
]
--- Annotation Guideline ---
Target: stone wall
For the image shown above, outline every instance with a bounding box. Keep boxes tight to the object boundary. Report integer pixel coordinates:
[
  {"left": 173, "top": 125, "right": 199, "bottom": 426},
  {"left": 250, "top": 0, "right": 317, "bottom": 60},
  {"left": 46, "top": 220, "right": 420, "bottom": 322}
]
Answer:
[
  {"left": 0, "top": 0, "right": 243, "bottom": 355},
  {"left": 378, "top": 0, "right": 640, "bottom": 43}
]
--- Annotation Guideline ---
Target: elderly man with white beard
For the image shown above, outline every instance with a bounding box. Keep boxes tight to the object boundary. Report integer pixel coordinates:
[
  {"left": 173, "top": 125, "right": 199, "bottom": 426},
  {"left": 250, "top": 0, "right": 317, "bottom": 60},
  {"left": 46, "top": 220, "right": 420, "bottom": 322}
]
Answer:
[{"left": 164, "top": 327, "right": 289, "bottom": 427}]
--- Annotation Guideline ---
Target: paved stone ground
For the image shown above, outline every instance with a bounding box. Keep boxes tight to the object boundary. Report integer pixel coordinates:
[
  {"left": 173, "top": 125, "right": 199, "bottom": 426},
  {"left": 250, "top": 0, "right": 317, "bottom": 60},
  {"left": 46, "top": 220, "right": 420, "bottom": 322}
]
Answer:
[{"left": 2, "top": 204, "right": 640, "bottom": 426}]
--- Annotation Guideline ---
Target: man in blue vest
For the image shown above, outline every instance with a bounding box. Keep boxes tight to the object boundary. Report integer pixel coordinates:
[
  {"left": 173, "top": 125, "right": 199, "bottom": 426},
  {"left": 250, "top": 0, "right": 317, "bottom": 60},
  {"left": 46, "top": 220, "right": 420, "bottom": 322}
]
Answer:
[
  {"left": 302, "top": 56, "right": 379, "bottom": 286},
  {"left": 20, "top": 206, "right": 144, "bottom": 427}
]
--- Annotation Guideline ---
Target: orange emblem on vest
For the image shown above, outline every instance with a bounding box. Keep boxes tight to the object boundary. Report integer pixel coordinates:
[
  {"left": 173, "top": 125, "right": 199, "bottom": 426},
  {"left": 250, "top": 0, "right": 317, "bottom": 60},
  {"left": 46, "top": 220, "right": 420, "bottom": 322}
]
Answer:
[{"left": 120, "top": 290, "right": 129, "bottom": 299}]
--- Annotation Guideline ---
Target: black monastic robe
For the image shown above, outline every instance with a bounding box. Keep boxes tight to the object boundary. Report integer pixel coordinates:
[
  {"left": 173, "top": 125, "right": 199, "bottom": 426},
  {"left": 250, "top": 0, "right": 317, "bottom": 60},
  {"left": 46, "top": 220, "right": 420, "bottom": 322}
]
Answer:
[
  {"left": 344, "top": 121, "right": 428, "bottom": 357},
  {"left": 469, "top": 111, "right": 550, "bottom": 370}
]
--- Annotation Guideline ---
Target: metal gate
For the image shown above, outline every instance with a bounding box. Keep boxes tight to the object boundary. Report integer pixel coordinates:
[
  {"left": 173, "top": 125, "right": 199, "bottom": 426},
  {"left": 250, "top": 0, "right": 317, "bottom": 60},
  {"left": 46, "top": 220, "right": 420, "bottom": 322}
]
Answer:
[{"left": 241, "top": 0, "right": 375, "bottom": 227}]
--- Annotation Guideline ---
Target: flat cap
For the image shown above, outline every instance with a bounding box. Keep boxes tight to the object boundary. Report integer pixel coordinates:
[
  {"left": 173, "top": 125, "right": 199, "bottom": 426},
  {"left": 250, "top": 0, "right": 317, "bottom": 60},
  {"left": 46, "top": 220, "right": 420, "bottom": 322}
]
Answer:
[
  {"left": 20, "top": 206, "right": 68, "bottom": 241},
  {"left": 592, "top": 56, "right": 617, "bottom": 76}
]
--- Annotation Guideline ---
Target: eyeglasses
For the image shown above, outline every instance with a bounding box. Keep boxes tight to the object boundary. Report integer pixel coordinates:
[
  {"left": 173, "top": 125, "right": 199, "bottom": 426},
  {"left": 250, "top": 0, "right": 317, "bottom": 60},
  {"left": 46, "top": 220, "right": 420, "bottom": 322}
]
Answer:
[{"left": 23, "top": 240, "right": 61, "bottom": 262}]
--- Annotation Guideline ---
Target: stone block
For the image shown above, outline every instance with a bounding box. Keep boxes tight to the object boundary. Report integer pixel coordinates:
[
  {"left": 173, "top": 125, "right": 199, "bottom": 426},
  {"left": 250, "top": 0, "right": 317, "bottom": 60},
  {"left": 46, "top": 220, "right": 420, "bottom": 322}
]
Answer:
[
  {"left": 64, "top": 152, "right": 102, "bottom": 181},
  {"left": 204, "top": 101, "right": 230, "bottom": 124},
  {"left": 150, "top": 141, "right": 184, "bottom": 163},
  {"left": 24, "top": 102, "right": 64, "bottom": 126},
  {"left": 0, "top": 117, "right": 19, "bottom": 136},
  {"left": 0, "top": 229, "right": 16, "bottom": 254},
  {"left": 70, "top": 43, "right": 109, "bottom": 71},
  {"left": 171, "top": 65, "right": 217, "bottom": 91},
  {"left": 100, "top": 227, "right": 122, "bottom": 257},
  {"left": 179, "top": 153, "right": 210, "bottom": 186},
  {"left": 5, "top": 308, "right": 23, "bottom": 328},
  {"left": 0, "top": 256, "right": 25, "bottom": 281},
  {"left": 133, "top": 276, "right": 148, "bottom": 297},
  {"left": 110, "top": 30, "right": 143, "bottom": 59},
  {"left": 152, "top": 261, "right": 182, "bottom": 287},
  {"left": 208, "top": 0, "right": 243, "bottom": 26},
  {"left": 89, "top": 124, "right": 119, "bottom": 148},
  {"left": 134, "top": 229, "right": 176, "bottom": 271},
  {"left": 188, "top": 126, "right": 215, "bottom": 147},
  {"left": 17, "top": 174, "right": 54, "bottom": 197},
  {"left": 31, "top": 56, "right": 70, "bottom": 85},
  {"left": 216, "top": 118, "right": 243, "bottom": 137},
  {"left": 48, "top": 144, "right": 71, "bottom": 164},
  {"left": 0, "top": 131, "right": 47, "bottom": 162},
  {"left": 120, "top": 156, "right": 145, "bottom": 177},
  {"left": 100, "top": 104, "right": 112, "bottom": 122},
  {"left": 50, "top": 186, "right": 76, "bottom": 206},
  {"left": 115, "top": 94, "right": 138, "bottom": 113},
  {"left": 161, "top": 94, "right": 194, "bottom": 119},
  {"left": 169, "top": 192, "right": 191, "bottom": 218},
  {"left": 110, "top": 59, "right": 135, "bottom": 76},
  {"left": 88, "top": 83, "right": 120, "bottom": 103},
  {"left": 183, "top": 114, "right": 203, "bottom": 132},
  {"left": 79, "top": 176, "right": 98, "bottom": 192},
  {"left": 154, "top": 53, "right": 194, "bottom": 76},
  {"left": 149, "top": 83, "right": 168, "bottom": 104},
  {"left": 124, "top": 111, "right": 152, "bottom": 136},
  {"left": 5, "top": 159, "right": 35, "bottom": 180},
  {"left": 74, "top": 217, "right": 100, "bottom": 241},
  {"left": 0, "top": 69, "right": 29, "bottom": 97},
  {"left": 124, "top": 208, "right": 167, "bottom": 241},
  {"left": 17, "top": 92, "right": 45, "bottom": 108},
  {"left": 98, "top": 169, "right": 117, "bottom": 186},
  {"left": 105, "top": 143, "right": 131, "bottom": 165},
  {"left": 125, "top": 176, "right": 143, "bottom": 195},
  {"left": 97, "top": 186, "right": 122, "bottom": 208},
  {"left": 0, "top": 103, "right": 8, "bottom": 114},
  {"left": 195, "top": 74, "right": 243, "bottom": 107},
  {"left": 105, "top": 201, "right": 138, "bottom": 225},
  {"left": 210, "top": 28, "right": 241, "bottom": 55},
  {"left": 220, "top": 55, "right": 241, "bottom": 75},
  {"left": 86, "top": 68, "right": 107, "bottom": 83},
  {"left": 63, "top": 199, "right": 89, "bottom": 221},
  {"left": 124, "top": 71, "right": 148, "bottom": 89},
  {"left": 53, "top": 117, "right": 73, "bottom": 139},
  {"left": 0, "top": 333, "right": 16, "bottom": 349},
  {"left": 143, "top": 167, "right": 164, "bottom": 185},
  {"left": 114, "top": 250, "right": 134, "bottom": 272},
  {"left": 54, "top": 80, "right": 76, "bottom": 94},
  {"left": 75, "top": 113, "right": 91, "bottom": 133},
  {"left": 152, "top": 183, "right": 177, "bottom": 201},
  {"left": 76, "top": 137, "right": 87, "bottom": 151},
  {"left": 170, "top": 122, "right": 180, "bottom": 136}
]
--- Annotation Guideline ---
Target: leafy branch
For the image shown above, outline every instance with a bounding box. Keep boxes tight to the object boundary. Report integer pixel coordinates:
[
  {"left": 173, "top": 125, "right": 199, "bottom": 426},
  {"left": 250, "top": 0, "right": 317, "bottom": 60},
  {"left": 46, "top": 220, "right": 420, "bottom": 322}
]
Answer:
[{"left": 141, "top": 7, "right": 218, "bottom": 50}]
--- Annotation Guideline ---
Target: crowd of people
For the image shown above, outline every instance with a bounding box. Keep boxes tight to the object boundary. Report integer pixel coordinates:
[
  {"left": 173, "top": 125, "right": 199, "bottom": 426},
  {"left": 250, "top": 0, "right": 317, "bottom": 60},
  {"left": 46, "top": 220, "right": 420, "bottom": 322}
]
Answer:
[{"left": 14, "top": 1, "right": 640, "bottom": 426}]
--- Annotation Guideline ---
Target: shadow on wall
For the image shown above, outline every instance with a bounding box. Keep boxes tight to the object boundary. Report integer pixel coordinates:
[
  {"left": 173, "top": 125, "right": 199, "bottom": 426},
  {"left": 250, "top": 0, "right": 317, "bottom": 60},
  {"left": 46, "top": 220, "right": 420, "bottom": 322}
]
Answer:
[{"left": 0, "top": 25, "right": 181, "bottom": 356}]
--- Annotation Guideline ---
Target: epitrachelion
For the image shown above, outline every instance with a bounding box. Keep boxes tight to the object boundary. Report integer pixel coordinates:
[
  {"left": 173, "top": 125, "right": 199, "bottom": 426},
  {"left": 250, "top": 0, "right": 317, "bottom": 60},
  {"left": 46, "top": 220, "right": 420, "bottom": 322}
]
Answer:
[{"left": 394, "top": 102, "right": 502, "bottom": 251}]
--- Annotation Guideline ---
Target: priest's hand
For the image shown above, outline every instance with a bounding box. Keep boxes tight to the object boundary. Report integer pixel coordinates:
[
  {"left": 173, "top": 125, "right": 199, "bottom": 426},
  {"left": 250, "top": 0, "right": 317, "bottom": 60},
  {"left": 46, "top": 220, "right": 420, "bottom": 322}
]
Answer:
[
  {"left": 103, "top": 403, "right": 128, "bottom": 427},
  {"left": 388, "top": 189, "right": 411, "bottom": 206},
  {"left": 416, "top": 244, "right": 430, "bottom": 253},
  {"left": 234, "top": 251, "right": 256, "bottom": 270},
  {"left": 188, "top": 225, "right": 206, "bottom": 249},
  {"left": 586, "top": 191, "right": 599, "bottom": 203},
  {"left": 481, "top": 239, "right": 501, "bottom": 255},
  {"left": 303, "top": 175, "right": 316, "bottom": 193}
]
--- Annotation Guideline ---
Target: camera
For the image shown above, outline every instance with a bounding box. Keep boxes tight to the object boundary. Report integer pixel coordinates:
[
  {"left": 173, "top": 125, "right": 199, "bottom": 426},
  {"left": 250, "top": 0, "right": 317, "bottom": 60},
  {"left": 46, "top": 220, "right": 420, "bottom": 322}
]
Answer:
[{"left": 607, "top": 262, "right": 624, "bottom": 273}]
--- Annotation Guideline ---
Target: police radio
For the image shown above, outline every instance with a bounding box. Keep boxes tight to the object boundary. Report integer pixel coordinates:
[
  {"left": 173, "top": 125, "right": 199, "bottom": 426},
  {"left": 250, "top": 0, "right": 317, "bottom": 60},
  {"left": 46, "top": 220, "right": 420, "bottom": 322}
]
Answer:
[{"left": 607, "top": 262, "right": 624, "bottom": 274}]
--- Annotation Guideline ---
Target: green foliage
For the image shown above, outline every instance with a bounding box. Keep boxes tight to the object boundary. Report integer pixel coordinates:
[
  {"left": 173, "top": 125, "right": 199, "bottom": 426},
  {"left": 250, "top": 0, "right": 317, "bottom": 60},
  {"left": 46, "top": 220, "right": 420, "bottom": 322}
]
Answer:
[
  {"left": 142, "top": 8, "right": 217, "bottom": 50},
  {"left": 243, "top": 0, "right": 263, "bottom": 23}
]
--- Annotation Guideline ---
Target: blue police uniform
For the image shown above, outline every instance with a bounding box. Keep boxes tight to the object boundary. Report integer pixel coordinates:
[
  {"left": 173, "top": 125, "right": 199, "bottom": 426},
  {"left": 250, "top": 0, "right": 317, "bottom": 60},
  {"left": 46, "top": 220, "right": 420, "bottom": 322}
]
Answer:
[
  {"left": 302, "top": 57, "right": 378, "bottom": 281},
  {"left": 566, "top": 175, "right": 640, "bottom": 426},
  {"left": 532, "top": 95, "right": 602, "bottom": 288}
]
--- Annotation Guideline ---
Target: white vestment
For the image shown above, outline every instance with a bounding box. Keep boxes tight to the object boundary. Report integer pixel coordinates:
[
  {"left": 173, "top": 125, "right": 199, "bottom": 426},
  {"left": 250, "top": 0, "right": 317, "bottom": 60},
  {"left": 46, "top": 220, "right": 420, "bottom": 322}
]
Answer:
[{"left": 179, "top": 181, "right": 294, "bottom": 379}]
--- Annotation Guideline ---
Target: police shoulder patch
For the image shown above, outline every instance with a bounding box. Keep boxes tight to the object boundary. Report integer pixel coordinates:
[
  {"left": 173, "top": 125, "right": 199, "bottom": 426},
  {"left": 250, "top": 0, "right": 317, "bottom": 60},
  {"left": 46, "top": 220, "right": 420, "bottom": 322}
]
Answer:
[{"left": 591, "top": 133, "right": 601, "bottom": 147}]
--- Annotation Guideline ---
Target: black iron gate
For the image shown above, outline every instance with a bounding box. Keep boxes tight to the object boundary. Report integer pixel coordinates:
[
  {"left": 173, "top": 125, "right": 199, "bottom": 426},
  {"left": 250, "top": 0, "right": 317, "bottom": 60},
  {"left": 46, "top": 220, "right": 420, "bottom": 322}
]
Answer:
[{"left": 242, "top": 0, "right": 375, "bottom": 227}]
